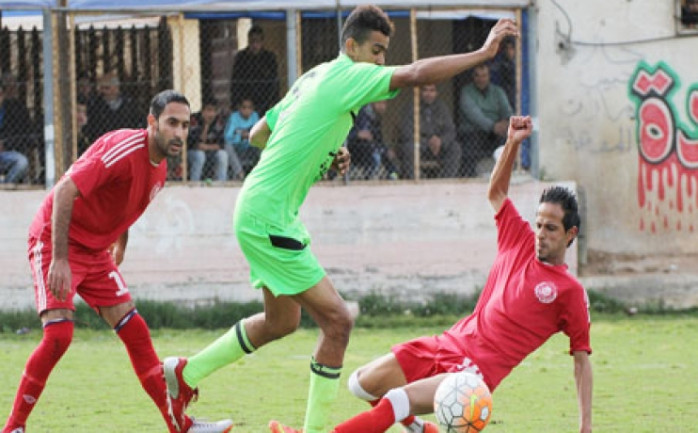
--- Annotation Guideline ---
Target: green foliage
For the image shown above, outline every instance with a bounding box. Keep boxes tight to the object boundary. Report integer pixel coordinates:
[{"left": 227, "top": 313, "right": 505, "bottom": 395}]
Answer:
[
  {"left": 357, "top": 291, "right": 479, "bottom": 317},
  {"left": 1, "top": 289, "right": 696, "bottom": 334}
]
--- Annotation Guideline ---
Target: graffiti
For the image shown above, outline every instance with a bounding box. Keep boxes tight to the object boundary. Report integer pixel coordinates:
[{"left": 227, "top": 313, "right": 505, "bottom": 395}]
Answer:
[
  {"left": 629, "top": 61, "right": 698, "bottom": 233},
  {"left": 559, "top": 45, "right": 640, "bottom": 153}
]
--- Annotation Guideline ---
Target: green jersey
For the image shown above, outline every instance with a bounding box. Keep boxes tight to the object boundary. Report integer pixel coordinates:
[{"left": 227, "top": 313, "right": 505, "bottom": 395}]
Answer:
[{"left": 236, "top": 54, "right": 399, "bottom": 229}]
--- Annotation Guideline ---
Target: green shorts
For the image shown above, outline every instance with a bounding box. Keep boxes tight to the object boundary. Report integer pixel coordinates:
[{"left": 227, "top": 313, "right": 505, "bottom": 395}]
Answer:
[{"left": 234, "top": 210, "right": 326, "bottom": 296}]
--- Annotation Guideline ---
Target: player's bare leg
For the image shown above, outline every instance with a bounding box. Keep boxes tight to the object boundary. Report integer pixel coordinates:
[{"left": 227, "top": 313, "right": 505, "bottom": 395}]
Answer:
[
  {"left": 295, "top": 276, "right": 354, "bottom": 433},
  {"left": 347, "top": 354, "right": 438, "bottom": 433},
  {"left": 165, "top": 288, "right": 301, "bottom": 431}
]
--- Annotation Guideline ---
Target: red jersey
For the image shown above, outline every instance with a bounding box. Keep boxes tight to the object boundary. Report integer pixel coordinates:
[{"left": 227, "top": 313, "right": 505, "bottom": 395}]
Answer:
[
  {"left": 29, "top": 129, "right": 166, "bottom": 251},
  {"left": 443, "top": 198, "right": 591, "bottom": 391}
]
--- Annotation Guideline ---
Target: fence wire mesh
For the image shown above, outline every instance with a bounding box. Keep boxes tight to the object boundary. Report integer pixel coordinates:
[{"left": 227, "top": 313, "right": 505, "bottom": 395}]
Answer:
[{"left": 0, "top": 8, "right": 523, "bottom": 186}]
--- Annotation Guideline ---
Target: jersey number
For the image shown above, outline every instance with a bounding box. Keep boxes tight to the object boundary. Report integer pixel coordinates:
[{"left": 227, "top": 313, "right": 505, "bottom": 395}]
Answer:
[{"left": 109, "top": 271, "right": 129, "bottom": 296}]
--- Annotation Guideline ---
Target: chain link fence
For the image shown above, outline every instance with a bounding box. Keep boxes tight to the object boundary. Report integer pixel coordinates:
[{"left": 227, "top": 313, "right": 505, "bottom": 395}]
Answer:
[{"left": 0, "top": 7, "right": 526, "bottom": 187}]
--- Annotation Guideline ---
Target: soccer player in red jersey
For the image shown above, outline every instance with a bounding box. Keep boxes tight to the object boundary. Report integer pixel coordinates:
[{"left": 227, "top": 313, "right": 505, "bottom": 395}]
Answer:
[
  {"left": 331, "top": 116, "right": 593, "bottom": 433},
  {"left": 1, "top": 90, "right": 232, "bottom": 433}
]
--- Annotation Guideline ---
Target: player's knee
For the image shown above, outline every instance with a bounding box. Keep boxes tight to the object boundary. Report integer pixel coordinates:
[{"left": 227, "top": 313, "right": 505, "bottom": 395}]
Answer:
[
  {"left": 348, "top": 369, "right": 378, "bottom": 401},
  {"left": 326, "top": 306, "right": 354, "bottom": 342},
  {"left": 265, "top": 313, "right": 300, "bottom": 340}
]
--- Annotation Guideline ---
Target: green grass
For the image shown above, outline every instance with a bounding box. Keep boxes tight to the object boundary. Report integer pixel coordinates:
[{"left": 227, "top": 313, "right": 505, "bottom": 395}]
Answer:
[{"left": 1, "top": 316, "right": 698, "bottom": 432}]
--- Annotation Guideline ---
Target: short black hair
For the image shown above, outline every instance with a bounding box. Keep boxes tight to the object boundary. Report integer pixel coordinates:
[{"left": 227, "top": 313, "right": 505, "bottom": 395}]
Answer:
[
  {"left": 150, "top": 90, "right": 190, "bottom": 119},
  {"left": 248, "top": 24, "right": 264, "bottom": 39},
  {"left": 341, "top": 5, "right": 394, "bottom": 45},
  {"left": 201, "top": 96, "right": 218, "bottom": 109},
  {"left": 540, "top": 186, "right": 581, "bottom": 246}
]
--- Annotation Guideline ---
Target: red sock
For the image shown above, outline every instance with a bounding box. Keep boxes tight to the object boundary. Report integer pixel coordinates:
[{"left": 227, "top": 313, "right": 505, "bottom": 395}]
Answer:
[
  {"left": 333, "top": 398, "right": 395, "bottom": 433},
  {"left": 401, "top": 415, "right": 417, "bottom": 427},
  {"left": 2, "top": 320, "right": 73, "bottom": 432},
  {"left": 114, "top": 310, "right": 178, "bottom": 432},
  {"left": 369, "top": 397, "right": 416, "bottom": 427}
]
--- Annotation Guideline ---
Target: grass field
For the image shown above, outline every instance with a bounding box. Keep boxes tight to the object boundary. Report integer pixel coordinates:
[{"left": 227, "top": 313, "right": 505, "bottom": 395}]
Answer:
[{"left": 1, "top": 315, "right": 698, "bottom": 432}]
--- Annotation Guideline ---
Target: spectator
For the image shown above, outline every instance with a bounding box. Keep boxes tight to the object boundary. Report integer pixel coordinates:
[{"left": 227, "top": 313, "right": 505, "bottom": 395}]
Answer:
[
  {"left": 188, "top": 98, "right": 228, "bottom": 182},
  {"left": 682, "top": 0, "right": 698, "bottom": 26},
  {"left": 459, "top": 63, "right": 512, "bottom": 177},
  {"left": 230, "top": 25, "right": 279, "bottom": 114},
  {"left": 0, "top": 84, "right": 31, "bottom": 184},
  {"left": 223, "top": 97, "right": 260, "bottom": 180},
  {"left": 76, "top": 98, "right": 92, "bottom": 156},
  {"left": 399, "top": 84, "right": 462, "bottom": 178},
  {"left": 86, "top": 72, "right": 143, "bottom": 141},
  {"left": 1, "top": 73, "right": 19, "bottom": 100},
  {"left": 489, "top": 37, "right": 516, "bottom": 110},
  {"left": 77, "top": 74, "right": 99, "bottom": 107},
  {"left": 346, "top": 101, "right": 395, "bottom": 180}
]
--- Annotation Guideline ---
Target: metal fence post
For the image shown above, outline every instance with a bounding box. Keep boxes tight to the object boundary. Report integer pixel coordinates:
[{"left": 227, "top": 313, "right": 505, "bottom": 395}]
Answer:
[{"left": 42, "top": 8, "right": 55, "bottom": 188}]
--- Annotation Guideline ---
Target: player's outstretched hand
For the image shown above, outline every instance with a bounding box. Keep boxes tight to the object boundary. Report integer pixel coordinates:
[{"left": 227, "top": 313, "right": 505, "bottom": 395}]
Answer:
[
  {"left": 332, "top": 146, "right": 351, "bottom": 176},
  {"left": 482, "top": 19, "right": 519, "bottom": 58},
  {"left": 507, "top": 115, "right": 533, "bottom": 144},
  {"left": 48, "top": 258, "right": 71, "bottom": 301}
]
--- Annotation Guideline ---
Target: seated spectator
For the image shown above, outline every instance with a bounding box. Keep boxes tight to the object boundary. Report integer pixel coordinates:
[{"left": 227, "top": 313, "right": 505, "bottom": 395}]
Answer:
[
  {"left": 223, "top": 98, "right": 260, "bottom": 180},
  {"left": 399, "top": 84, "right": 462, "bottom": 178},
  {"left": 346, "top": 101, "right": 396, "bottom": 180},
  {"left": 489, "top": 37, "right": 516, "bottom": 110},
  {"left": 459, "top": 63, "right": 512, "bottom": 177},
  {"left": 0, "top": 84, "right": 30, "bottom": 184},
  {"left": 188, "top": 98, "right": 228, "bottom": 182},
  {"left": 86, "top": 72, "right": 143, "bottom": 141}
]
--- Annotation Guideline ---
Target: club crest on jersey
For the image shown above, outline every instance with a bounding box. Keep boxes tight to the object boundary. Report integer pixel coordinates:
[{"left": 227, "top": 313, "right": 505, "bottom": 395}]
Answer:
[
  {"left": 149, "top": 183, "right": 163, "bottom": 201},
  {"left": 534, "top": 281, "right": 557, "bottom": 304}
]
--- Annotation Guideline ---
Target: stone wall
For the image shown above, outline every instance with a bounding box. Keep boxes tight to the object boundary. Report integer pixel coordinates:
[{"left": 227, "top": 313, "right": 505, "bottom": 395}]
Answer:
[{"left": 0, "top": 178, "right": 575, "bottom": 310}]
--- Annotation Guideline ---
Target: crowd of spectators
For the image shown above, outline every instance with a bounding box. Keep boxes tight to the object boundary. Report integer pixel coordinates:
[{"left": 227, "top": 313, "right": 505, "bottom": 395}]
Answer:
[{"left": 2, "top": 26, "right": 522, "bottom": 185}]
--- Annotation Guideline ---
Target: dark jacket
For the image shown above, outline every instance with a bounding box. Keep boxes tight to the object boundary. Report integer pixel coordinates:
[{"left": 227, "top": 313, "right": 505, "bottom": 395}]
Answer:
[
  {"left": 0, "top": 98, "right": 34, "bottom": 151},
  {"left": 230, "top": 48, "right": 279, "bottom": 114}
]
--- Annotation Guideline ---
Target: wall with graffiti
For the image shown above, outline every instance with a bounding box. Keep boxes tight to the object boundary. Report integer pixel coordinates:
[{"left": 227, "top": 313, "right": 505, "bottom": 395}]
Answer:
[
  {"left": 534, "top": 0, "right": 698, "bottom": 256},
  {"left": 630, "top": 61, "right": 698, "bottom": 234}
]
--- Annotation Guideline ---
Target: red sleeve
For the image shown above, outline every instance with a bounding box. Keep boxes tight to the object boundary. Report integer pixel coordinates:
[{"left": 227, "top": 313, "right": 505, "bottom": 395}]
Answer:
[
  {"left": 560, "top": 284, "right": 592, "bottom": 355},
  {"left": 495, "top": 198, "right": 534, "bottom": 253},
  {"left": 67, "top": 133, "right": 128, "bottom": 198}
]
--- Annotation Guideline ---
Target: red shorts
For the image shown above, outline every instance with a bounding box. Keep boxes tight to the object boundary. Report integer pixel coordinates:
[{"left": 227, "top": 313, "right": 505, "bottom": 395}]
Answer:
[
  {"left": 392, "top": 335, "right": 484, "bottom": 384},
  {"left": 28, "top": 236, "right": 132, "bottom": 315}
]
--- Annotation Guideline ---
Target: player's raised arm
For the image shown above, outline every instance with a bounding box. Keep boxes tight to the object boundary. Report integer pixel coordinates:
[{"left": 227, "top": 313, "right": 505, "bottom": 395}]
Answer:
[
  {"left": 390, "top": 18, "right": 518, "bottom": 90},
  {"left": 487, "top": 115, "right": 532, "bottom": 213}
]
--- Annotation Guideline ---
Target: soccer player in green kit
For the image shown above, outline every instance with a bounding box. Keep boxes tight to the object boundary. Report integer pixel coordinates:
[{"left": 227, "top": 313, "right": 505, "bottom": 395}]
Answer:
[{"left": 164, "top": 5, "right": 519, "bottom": 433}]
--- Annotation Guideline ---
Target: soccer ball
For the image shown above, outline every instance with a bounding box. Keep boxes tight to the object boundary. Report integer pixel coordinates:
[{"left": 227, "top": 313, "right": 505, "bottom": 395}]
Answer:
[{"left": 433, "top": 372, "right": 493, "bottom": 433}]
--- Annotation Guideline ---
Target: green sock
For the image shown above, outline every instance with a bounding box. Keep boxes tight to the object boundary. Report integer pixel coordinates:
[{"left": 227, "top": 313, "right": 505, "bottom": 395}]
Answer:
[
  {"left": 303, "top": 357, "right": 342, "bottom": 433},
  {"left": 182, "top": 320, "right": 255, "bottom": 387}
]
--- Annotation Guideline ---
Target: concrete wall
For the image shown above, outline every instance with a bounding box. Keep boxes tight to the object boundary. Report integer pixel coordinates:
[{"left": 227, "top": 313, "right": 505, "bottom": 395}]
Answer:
[
  {"left": 533, "top": 0, "right": 698, "bottom": 256},
  {"left": 0, "top": 179, "right": 575, "bottom": 310}
]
